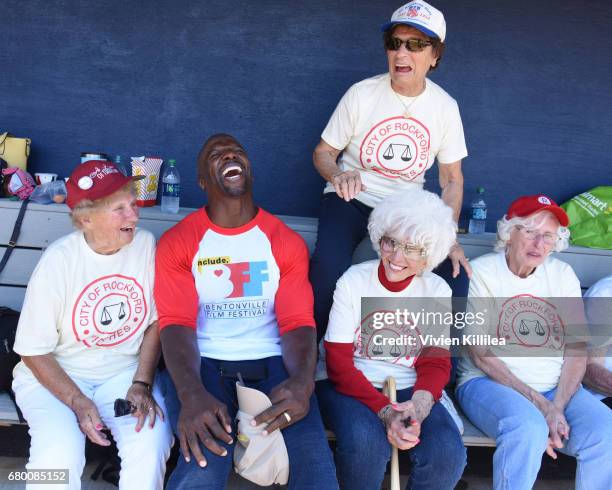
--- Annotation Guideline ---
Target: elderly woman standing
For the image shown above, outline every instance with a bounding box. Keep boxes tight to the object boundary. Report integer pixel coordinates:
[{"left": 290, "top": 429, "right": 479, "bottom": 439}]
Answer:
[
  {"left": 456, "top": 195, "right": 612, "bottom": 490},
  {"left": 317, "top": 189, "right": 466, "bottom": 490},
  {"left": 310, "top": 0, "right": 471, "bottom": 341},
  {"left": 12, "top": 160, "right": 173, "bottom": 489}
]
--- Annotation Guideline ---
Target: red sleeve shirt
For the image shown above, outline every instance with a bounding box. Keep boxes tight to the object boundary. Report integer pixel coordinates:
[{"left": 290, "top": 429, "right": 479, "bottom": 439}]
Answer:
[{"left": 155, "top": 208, "right": 314, "bottom": 361}]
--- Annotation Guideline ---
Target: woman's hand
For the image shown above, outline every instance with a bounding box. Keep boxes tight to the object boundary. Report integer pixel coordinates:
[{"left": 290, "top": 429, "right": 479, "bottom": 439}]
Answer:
[
  {"left": 70, "top": 393, "right": 111, "bottom": 447},
  {"left": 381, "top": 402, "right": 421, "bottom": 450},
  {"left": 331, "top": 170, "right": 366, "bottom": 202},
  {"left": 125, "top": 382, "right": 164, "bottom": 432},
  {"left": 448, "top": 243, "right": 472, "bottom": 278},
  {"left": 540, "top": 400, "right": 570, "bottom": 458}
]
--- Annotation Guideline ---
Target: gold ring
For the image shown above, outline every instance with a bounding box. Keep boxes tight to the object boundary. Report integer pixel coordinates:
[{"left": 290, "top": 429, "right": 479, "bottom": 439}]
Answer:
[{"left": 283, "top": 412, "right": 291, "bottom": 423}]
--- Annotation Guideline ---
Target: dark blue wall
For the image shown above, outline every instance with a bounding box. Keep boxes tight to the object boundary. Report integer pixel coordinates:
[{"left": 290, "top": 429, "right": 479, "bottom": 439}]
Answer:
[{"left": 2, "top": 0, "right": 611, "bottom": 228}]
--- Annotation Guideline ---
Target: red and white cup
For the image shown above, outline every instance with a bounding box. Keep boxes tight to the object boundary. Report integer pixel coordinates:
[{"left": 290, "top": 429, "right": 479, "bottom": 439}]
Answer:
[{"left": 34, "top": 173, "right": 58, "bottom": 185}]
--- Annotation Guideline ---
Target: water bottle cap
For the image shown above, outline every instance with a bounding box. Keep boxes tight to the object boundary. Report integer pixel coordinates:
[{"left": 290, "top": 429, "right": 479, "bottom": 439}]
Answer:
[
  {"left": 168, "top": 159, "right": 177, "bottom": 166},
  {"left": 477, "top": 187, "right": 485, "bottom": 193}
]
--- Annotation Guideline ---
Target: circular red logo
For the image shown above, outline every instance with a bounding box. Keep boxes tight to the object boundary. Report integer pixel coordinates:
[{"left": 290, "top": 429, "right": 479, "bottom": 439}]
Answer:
[
  {"left": 497, "top": 294, "right": 564, "bottom": 350},
  {"left": 358, "top": 310, "right": 421, "bottom": 365},
  {"left": 72, "top": 274, "right": 148, "bottom": 347},
  {"left": 359, "top": 116, "right": 431, "bottom": 180}
]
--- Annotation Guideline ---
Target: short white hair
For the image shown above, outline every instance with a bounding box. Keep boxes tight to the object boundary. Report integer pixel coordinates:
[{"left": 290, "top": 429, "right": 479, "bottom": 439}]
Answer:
[
  {"left": 495, "top": 211, "right": 570, "bottom": 253},
  {"left": 368, "top": 189, "right": 457, "bottom": 272}
]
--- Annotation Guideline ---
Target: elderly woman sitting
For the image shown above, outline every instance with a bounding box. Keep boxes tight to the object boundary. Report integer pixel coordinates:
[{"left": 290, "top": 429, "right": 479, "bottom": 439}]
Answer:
[
  {"left": 12, "top": 161, "right": 173, "bottom": 490},
  {"left": 316, "top": 189, "right": 466, "bottom": 490},
  {"left": 456, "top": 194, "right": 612, "bottom": 490}
]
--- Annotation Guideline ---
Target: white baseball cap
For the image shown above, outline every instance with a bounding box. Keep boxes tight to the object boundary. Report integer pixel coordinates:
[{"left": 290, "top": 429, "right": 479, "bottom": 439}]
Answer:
[{"left": 381, "top": 1, "right": 447, "bottom": 42}]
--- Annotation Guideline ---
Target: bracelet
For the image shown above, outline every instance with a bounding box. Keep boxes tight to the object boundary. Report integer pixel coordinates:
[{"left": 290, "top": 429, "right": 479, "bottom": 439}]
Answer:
[{"left": 132, "top": 380, "right": 152, "bottom": 391}]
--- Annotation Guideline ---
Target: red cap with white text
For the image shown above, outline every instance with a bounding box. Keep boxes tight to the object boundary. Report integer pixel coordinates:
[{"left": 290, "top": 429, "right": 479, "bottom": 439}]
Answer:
[
  {"left": 66, "top": 160, "right": 144, "bottom": 209},
  {"left": 506, "top": 195, "right": 570, "bottom": 227}
]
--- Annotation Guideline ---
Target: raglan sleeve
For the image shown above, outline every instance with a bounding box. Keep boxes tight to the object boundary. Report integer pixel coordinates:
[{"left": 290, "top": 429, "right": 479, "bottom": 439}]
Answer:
[
  {"left": 154, "top": 226, "right": 200, "bottom": 330},
  {"left": 272, "top": 226, "right": 315, "bottom": 335}
]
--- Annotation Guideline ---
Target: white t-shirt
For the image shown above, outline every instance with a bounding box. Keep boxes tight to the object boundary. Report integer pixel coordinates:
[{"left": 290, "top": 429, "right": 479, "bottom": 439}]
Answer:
[
  {"left": 584, "top": 276, "right": 612, "bottom": 400},
  {"left": 13, "top": 229, "right": 158, "bottom": 382},
  {"left": 457, "top": 252, "right": 583, "bottom": 392},
  {"left": 322, "top": 73, "right": 468, "bottom": 208},
  {"left": 319, "top": 260, "right": 452, "bottom": 390},
  {"left": 155, "top": 208, "right": 314, "bottom": 361}
]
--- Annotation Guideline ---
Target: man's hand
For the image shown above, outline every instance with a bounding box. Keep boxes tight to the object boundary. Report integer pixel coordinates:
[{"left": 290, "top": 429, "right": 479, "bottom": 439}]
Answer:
[
  {"left": 382, "top": 402, "right": 421, "bottom": 450},
  {"left": 331, "top": 170, "right": 366, "bottom": 202},
  {"left": 125, "top": 382, "right": 164, "bottom": 432},
  {"left": 253, "top": 376, "right": 314, "bottom": 435},
  {"left": 70, "top": 393, "right": 110, "bottom": 447},
  {"left": 541, "top": 400, "right": 570, "bottom": 458},
  {"left": 448, "top": 243, "right": 472, "bottom": 279},
  {"left": 177, "top": 390, "right": 233, "bottom": 467}
]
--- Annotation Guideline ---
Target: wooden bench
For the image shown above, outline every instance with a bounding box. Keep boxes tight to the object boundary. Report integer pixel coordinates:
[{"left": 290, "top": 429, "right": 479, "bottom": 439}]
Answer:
[{"left": 2, "top": 197, "right": 611, "bottom": 447}]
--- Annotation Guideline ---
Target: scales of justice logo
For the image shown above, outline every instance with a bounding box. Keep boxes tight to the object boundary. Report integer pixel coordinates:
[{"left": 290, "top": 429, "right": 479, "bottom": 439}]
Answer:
[
  {"left": 72, "top": 274, "right": 147, "bottom": 348},
  {"left": 497, "top": 294, "right": 565, "bottom": 350},
  {"left": 359, "top": 116, "right": 431, "bottom": 180},
  {"left": 358, "top": 310, "right": 422, "bottom": 365}
]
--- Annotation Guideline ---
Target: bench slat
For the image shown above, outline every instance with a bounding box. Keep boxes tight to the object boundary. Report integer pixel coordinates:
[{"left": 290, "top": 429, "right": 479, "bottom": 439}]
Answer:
[{"left": 0, "top": 248, "right": 42, "bottom": 285}]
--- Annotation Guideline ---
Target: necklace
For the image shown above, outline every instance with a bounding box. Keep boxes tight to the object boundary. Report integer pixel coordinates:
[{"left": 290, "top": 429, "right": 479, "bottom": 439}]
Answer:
[{"left": 392, "top": 81, "right": 425, "bottom": 119}]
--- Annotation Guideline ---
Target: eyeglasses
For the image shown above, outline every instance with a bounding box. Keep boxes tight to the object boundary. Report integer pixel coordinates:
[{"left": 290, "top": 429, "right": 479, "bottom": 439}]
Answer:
[
  {"left": 516, "top": 226, "right": 559, "bottom": 245},
  {"left": 380, "top": 236, "right": 427, "bottom": 259},
  {"left": 384, "top": 37, "right": 433, "bottom": 52}
]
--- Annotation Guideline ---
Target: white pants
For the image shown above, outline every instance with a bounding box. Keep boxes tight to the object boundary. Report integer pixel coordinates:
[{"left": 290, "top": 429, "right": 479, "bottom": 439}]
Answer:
[{"left": 13, "top": 367, "right": 173, "bottom": 490}]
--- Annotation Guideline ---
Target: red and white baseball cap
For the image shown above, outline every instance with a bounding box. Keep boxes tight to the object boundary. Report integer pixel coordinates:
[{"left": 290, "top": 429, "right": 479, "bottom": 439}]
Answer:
[
  {"left": 66, "top": 160, "right": 144, "bottom": 209},
  {"left": 506, "top": 194, "right": 570, "bottom": 227},
  {"left": 381, "top": 1, "right": 446, "bottom": 42}
]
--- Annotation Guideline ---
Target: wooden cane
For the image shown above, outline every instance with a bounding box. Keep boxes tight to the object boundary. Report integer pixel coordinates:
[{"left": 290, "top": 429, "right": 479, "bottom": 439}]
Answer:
[{"left": 383, "top": 376, "right": 400, "bottom": 490}]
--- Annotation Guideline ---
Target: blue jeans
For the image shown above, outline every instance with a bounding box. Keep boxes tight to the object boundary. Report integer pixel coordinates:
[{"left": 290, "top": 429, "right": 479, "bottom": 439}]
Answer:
[
  {"left": 456, "top": 377, "right": 612, "bottom": 490},
  {"left": 316, "top": 380, "right": 466, "bottom": 490},
  {"left": 310, "top": 193, "right": 470, "bottom": 341},
  {"left": 161, "top": 357, "right": 338, "bottom": 489}
]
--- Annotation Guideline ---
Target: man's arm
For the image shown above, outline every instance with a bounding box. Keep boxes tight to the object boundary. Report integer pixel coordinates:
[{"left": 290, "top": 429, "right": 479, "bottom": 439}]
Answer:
[
  {"left": 439, "top": 160, "right": 471, "bottom": 278},
  {"left": 313, "top": 139, "right": 364, "bottom": 201},
  {"left": 253, "top": 326, "right": 317, "bottom": 433},
  {"left": 584, "top": 347, "right": 612, "bottom": 396},
  {"left": 160, "top": 326, "right": 232, "bottom": 466}
]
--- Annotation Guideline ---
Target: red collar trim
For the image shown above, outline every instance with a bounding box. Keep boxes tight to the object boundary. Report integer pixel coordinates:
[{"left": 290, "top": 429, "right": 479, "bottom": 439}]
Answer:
[{"left": 377, "top": 261, "right": 415, "bottom": 292}]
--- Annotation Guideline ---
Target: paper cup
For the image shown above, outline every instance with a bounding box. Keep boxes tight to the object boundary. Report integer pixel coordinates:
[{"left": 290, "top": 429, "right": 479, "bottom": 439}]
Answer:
[{"left": 131, "top": 156, "right": 163, "bottom": 207}]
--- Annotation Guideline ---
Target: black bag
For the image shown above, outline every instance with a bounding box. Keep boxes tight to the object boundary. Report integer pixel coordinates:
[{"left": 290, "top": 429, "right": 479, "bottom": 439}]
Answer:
[{"left": 0, "top": 307, "right": 20, "bottom": 390}]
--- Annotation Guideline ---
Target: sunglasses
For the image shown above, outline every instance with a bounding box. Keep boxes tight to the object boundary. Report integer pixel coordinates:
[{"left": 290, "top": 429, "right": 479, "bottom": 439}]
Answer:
[
  {"left": 384, "top": 37, "right": 433, "bottom": 52},
  {"left": 380, "top": 236, "right": 427, "bottom": 259}
]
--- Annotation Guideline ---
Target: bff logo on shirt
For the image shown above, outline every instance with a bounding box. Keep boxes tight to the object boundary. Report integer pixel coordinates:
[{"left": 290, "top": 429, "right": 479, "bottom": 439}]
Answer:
[
  {"left": 359, "top": 117, "right": 431, "bottom": 180},
  {"left": 200, "top": 261, "right": 269, "bottom": 299},
  {"left": 72, "top": 274, "right": 147, "bottom": 348},
  {"left": 497, "top": 294, "right": 565, "bottom": 350}
]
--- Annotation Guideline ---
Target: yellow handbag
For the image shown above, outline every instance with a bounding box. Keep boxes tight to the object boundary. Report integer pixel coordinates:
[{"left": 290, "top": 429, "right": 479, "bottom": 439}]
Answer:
[{"left": 0, "top": 132, "right": 31, "bottom": 171}]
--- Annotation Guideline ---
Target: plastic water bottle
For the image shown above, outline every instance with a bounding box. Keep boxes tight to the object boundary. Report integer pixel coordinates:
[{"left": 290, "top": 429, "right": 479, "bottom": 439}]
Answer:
[
  {"left": 161, "top": 159, "right": 180, "bottom": 214},
  {"left": 468, "top": 187, "right": 487, "bottom": 234}
]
